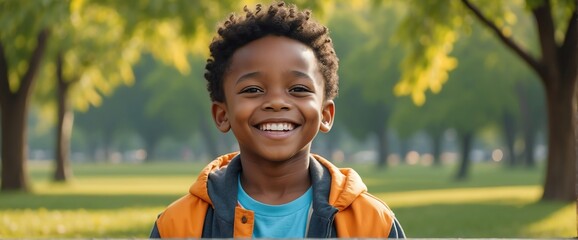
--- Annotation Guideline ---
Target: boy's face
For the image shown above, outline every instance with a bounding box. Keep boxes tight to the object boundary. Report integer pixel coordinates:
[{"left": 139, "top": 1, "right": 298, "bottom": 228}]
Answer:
[{"left": 212, "top": 35, "right": 335, "bottom": 162}]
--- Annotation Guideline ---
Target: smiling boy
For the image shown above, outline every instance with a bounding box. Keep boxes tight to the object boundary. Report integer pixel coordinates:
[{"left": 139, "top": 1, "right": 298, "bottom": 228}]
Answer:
[{"left": 150, "top": 2, "right": 404, "bottom": 238}]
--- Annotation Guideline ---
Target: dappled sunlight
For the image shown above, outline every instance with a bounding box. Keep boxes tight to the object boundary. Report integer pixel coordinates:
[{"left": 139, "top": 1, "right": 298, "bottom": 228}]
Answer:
[
  {"left": 0, "top": 207, "right": 161, "bottom": 238},
  {"left": 0, "top": 193, "right": 180, "bottom": 210},
  {"left": 521, "top": 203, "right": 575, "bottom": 237},
  {"left": 377, "top": 185, "right": 541, "bottom": 207},
  {"left": 32, "top": 176, "right": 192, "bottom": 195}
]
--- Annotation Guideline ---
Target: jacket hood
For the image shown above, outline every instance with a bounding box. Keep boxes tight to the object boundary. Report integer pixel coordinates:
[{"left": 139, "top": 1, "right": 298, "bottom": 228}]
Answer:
[
  {"left": 189, "top": 152, "right": 368, "bottom": 211},
  {"left": 188, "top": 153, "right": 238, "bottom": 205},
  {"left": 311, "top": 154, "right": 368, "bottom": 211}
]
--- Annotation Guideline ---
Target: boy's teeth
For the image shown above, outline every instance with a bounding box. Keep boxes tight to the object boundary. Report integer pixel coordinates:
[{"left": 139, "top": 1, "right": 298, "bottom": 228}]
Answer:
[{"left": 259, "top": 123, "right": 295, "bottom": 131}]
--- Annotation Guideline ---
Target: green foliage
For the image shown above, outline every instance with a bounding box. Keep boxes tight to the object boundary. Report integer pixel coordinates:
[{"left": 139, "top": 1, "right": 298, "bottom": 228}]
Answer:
[
  {"left": 25, "top": 0, "right": 243, "bottom": 128},
  {"left": 141, "top": 55, "right": 210, "bottom": 140},
  {"left": 394, "top": 0, "right": 542, "bottom": 105},
  {"left": 330, "top": 2, "right": 404, "bottom": 140},
  {"left": 0, "top": 0, "right": 68, "bottom": 92},
  {"left": 390, "top": 0, "right": 540, "bottom": 140},
  {"left": 394, "top": 0, "right": 464, "bottom": 105},
  {"left": 549, "top": 0, "right": 577, "bottom": 43}
]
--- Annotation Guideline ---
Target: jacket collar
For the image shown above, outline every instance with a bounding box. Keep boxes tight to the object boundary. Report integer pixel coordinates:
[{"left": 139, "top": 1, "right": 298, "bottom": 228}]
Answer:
[
  {"left": 189, "top": 152, "right": 238, "bottom": 205},
  {"left": 206, "top": 154, "right": 242, "bottom": 223},
  {"left": 311, "top": 154, "right": 368, "bottom": 210},
  {"left": 307, "top": 155, "right": 338, "bottom": 237},
  {"left": 189, "top": 152, "right": 368, "bottom": 237}
]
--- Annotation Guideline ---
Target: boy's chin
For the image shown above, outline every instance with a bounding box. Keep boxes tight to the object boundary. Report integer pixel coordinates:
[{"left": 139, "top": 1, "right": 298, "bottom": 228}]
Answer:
[
  {"left": 260, "top": 153, "right": 301, "bottom": 162},
  {"left": 244, "top": 149, "right": 310, "bottom": 163}
]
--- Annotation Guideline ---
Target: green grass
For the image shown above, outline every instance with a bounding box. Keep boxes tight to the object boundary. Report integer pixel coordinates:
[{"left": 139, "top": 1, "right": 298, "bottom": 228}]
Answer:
[{"left": 0, "top": 160, "right": 574, "bottom": 238}]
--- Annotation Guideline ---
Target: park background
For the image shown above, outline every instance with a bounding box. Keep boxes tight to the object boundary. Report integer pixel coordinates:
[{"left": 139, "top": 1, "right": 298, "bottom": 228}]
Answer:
[{"left": 1, "top": 0, "right": 577, "bottom": 238}]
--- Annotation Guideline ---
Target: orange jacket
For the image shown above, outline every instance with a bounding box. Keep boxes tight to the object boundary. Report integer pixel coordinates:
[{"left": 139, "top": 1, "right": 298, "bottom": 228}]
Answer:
[{"left": 153, "top": 153, "right": 404, "bottom": 238}]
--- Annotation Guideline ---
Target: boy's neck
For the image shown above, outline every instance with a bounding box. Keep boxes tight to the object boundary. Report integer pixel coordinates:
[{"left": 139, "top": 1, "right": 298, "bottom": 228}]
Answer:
[{"left": 239, "top": 152, "right": 312, "bottom": 205}]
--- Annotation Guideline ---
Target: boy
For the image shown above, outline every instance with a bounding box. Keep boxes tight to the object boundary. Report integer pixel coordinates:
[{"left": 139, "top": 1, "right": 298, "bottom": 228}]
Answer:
[{"left": 150, "top": 2, "right": 405, "bottom": 238}]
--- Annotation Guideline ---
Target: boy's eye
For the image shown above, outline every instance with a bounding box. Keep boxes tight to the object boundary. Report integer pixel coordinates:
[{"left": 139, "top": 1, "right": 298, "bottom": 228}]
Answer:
[
  {"left": 289, "top": 85, "right": 312, "bottom": 93},
  {"left": 239, "top": 86, "right": 263, "bottom": 94}
]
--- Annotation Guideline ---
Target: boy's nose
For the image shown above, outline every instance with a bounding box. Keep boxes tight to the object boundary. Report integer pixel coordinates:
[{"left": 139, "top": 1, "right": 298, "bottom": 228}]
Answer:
[{"left": 262, "top": 92, "right": 291, "bottom": 111}]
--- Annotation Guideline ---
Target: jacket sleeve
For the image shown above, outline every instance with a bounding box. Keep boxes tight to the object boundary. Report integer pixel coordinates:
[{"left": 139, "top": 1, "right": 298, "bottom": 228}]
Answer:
[
  {"left": 387, "top": 218, "right": 406, "bottom": 238},
  {"left": 149, "top": 221, "right": 161, "bottom": 238}
]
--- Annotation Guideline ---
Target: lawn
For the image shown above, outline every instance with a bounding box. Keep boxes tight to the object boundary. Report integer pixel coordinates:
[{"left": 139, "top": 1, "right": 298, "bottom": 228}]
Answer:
[{"left": 0, "top": 160, "right": 574, "bottom": 238}]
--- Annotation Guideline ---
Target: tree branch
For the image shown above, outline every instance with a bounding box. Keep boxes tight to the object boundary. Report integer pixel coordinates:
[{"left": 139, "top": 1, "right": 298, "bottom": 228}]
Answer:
[
  {"left": 0, "top": 41, "right": 10, "bottom": 105},
  {"left": 461, "top": 0, "right": 542, "bottom": 76},
  {"left": 56, "top": 51, "right": 64, "bottom": 86},
  {"left": 18, "top": 28, "right": 50, "bottom": 98}
]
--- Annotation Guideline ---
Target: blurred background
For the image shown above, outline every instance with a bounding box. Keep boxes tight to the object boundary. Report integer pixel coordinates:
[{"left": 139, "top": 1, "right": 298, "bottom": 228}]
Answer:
[{"left": 1, "top": 0, "right": 576, "bottom": 238}]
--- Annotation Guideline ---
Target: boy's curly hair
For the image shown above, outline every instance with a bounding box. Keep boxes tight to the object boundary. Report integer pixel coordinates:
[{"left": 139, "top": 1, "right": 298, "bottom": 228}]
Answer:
[{"left": 204, "top": 2, "right": 339, "bottom": 102}]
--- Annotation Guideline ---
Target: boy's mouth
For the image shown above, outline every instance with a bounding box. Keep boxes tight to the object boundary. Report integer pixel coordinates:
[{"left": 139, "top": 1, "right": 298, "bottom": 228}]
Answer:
[{"left": 256, "top": 122, "right": 296, "bottom": 131}]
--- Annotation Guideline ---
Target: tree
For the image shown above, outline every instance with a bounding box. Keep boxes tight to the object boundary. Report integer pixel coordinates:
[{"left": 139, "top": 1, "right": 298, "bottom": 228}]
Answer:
[
  {"left": 465, "top": 0, "right": 576, "bottom": 201},
  {"left": 0, "top": 30, "right": 50, "bottom": 190},
  {"left": 395, "top": 0, "right": 576, "bottom": 201},
  {"left": 0, "top": 0, "right": 68, "bottom": 190},
  {"left": 391, "top": 15, "right": 529, "bottom": 176},
  {"left": 46, "top": 2, "right": 144, "bottom": 181},
  {"left": 0, "top": 0, "right": 237, "bottom": 189}
]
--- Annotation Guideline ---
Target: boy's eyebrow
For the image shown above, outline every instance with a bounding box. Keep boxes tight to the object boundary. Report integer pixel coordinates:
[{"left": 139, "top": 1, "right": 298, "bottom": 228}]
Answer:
[
  {"left": 235, "top": 72, "right": 260, "bottom": 84},
  {"left": 235, "top": 71, "right": 316, "bottom": 84},
  {"left": 291, "top": 70, "right": 315, "bottom": 83}
]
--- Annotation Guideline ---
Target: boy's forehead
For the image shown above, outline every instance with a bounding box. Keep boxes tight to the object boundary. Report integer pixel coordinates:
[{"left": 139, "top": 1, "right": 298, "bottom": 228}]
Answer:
[{"left": 228, "top": 36, "right": 319, "bottom": 71}]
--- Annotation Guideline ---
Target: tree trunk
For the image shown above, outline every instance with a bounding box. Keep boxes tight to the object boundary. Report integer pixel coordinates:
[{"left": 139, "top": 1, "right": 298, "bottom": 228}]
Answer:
[
  {"left": 530, "top": 0, "right": 576, "bottom": 202},
  {"left": 431, "top": 130, "right": 442, "bottom": 166},
  {"left": 502, "top": 111, "right": 517, "bottom": 167},
  {"left": 523, "top": 127, "right": 537, "bottom": 168},
  {"left": 54, "top": 53, "right": 74, "bottom": 182},
  {"left": 143, "top": 138, "right": 159, "bottom": 161},
  {"left": 0, "top": 29, "right": 50, "bottom": 191},
  {"left": 574, "top": 81, "right": 578, "bottom": 236},
  {"left": 541, "top": 84, "right": 576, "bottom": 201},
  {"left": 399, "top": 139, "right": 409, "bottom": 165},
  {"left": 376, "top": 126, "right": 389, "bottom": 168},
  {"left": 455, "top": 131, "right": 473, "bottom": 181},
  {"left": 102, "top": 129, "right": 113, "bottom": 162},
  {"left": 1, "top": 102, "right": 30, "bottom": 190}
]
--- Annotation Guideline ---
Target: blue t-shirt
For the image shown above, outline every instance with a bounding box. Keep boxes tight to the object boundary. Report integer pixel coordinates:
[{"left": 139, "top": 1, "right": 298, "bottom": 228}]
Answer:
[{"left": 237, "top": 176, "right": 312, "bottom": 238}]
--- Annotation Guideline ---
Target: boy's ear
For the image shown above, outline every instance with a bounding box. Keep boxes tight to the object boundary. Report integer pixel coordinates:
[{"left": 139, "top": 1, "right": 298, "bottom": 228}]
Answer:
[
  {"left": 320, "top": 100, "right": 335, "bottom": 133},
  {"left": 212, "top": 102, "right": 231, "bottom": 133}
]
